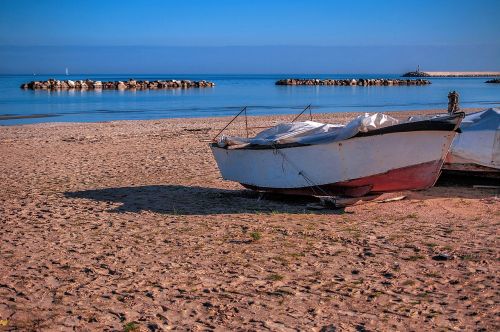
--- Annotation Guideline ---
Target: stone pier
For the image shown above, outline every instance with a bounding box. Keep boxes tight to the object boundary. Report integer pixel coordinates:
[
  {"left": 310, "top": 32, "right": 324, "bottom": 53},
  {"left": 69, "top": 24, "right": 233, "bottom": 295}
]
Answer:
[{"left": 21, "top": 78, "right": 216, "bottom": 90}]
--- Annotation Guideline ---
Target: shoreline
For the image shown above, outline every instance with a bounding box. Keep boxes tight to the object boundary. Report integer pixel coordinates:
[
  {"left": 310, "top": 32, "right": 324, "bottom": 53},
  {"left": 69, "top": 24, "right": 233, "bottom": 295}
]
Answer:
[{"left": 0, "top": 107, "right": 486, "bottom": 128}]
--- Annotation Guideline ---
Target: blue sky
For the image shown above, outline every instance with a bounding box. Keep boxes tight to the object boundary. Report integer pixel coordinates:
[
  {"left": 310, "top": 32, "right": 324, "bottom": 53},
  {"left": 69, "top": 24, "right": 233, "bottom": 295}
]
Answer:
[{"left": 1, "top": 0, "right": 499, "bottom": 73}]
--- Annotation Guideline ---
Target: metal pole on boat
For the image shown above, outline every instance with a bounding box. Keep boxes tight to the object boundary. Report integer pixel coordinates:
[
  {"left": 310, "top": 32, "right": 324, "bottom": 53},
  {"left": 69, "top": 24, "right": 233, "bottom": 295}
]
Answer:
[
  {"left": 212, "top": 106, "right": 247, "bottom": 141},
  {"left": 292, "top": 104, "right": 312, "bottom": 122}
]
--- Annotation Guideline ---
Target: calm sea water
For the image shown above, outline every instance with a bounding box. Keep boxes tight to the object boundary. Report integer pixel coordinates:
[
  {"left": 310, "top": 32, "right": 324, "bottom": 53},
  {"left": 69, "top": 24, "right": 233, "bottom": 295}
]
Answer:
[{"left": 0, "top": 74, "right": 498, "bottom": 125}]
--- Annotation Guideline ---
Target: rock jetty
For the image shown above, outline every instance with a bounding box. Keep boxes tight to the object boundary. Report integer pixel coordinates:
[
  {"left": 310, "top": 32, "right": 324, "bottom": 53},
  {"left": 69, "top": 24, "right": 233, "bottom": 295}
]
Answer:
[
  {"left": 485, "top": 78, "right": 500, "bottom": 83},
  {"left": 20, "top": 78, "right": 215, "bottom": 90},
  {"left": 275, "top": 78, "right": 431, "bottom": 86}
]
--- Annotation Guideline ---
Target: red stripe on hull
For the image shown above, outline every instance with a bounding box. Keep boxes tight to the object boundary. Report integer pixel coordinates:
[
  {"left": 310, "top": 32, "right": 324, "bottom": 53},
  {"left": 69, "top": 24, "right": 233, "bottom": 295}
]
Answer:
[{"left": 241, "top": 160, "right": 443, "bottom": 197}]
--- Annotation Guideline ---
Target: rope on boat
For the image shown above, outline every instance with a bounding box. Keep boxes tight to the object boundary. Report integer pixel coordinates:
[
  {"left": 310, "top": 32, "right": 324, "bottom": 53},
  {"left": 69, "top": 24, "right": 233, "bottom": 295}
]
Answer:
[{"left": 274, "top": 149, "right": 330, "bottom": 196}]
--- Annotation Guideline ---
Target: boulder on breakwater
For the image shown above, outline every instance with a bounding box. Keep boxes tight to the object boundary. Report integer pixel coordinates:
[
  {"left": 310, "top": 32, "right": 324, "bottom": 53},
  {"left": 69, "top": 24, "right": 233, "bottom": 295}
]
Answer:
[
  {"left": 20, "top": 78, "right": 216, "bottom": 90},
  {"left": 275, "top": 78, "right": 431, "bottom": 86}
]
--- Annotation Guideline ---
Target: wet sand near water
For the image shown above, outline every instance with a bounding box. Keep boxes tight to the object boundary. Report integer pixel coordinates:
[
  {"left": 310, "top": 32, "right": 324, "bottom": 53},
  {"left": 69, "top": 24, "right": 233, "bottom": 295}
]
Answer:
[{"left": 0, "top": 109, "right": 498, "bottom": 331}]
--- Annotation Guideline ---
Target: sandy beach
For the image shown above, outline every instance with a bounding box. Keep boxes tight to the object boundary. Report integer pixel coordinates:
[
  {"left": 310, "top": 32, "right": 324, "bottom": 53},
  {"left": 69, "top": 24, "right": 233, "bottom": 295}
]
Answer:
[{"left": 0, "top": 109, "right": 498, "bottom": 331}]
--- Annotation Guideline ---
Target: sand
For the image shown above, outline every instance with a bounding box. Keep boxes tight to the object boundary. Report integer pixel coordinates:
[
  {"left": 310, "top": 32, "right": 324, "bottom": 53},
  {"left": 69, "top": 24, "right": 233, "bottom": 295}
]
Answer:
[{"left": 0, "top": 109, "right": 498, "bottom": 331}]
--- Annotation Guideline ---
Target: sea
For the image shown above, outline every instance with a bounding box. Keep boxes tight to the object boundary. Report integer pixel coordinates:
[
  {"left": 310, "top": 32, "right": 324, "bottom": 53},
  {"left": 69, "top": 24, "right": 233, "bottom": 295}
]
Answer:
[{"left": 0, "top": 74, "right": 499, "bottom": 125}]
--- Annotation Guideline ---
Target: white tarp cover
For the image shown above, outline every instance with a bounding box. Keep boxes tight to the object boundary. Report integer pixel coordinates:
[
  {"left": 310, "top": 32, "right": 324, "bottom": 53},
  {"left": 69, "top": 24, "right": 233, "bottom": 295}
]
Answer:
[
  {"left": 449, "top": 108, "right": 500, "bottom": 169},
  {"left": 218, "top": 113, "right": 400, "bottom": 148}
]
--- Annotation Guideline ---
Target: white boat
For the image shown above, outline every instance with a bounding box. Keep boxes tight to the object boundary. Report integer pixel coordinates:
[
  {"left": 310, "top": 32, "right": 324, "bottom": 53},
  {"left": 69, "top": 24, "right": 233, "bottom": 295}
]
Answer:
[
  {"left": 443, "top": 108, "right": 499, "bottom": 174},
  {"left": 210, "top": 112, "right": 464, "bottom": 197}
]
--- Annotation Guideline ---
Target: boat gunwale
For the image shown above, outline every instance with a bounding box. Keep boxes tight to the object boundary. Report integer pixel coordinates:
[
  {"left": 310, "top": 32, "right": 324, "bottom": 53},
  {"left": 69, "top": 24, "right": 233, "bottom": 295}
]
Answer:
[{"left": 211, "top": 112, "right": 465, "bottom": 151}]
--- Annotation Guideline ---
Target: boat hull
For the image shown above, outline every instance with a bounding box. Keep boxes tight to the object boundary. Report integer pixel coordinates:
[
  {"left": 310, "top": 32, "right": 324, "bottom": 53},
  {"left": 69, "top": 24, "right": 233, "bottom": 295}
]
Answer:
[
  {"left": 443, "top": 108, "right": 499, "bottom": 173},
  {"left": 242, "top": 160, "right": 442, "bottom": 197},
  {"left": 211, "top": 130, "right": 456, "bottom": 197}
]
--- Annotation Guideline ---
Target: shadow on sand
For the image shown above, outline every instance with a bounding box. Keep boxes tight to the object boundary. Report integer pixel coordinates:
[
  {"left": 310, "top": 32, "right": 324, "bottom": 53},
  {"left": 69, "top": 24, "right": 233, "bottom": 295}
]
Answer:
[
  {"left": 64, "top": 174, "right": 498, "bottom": 216},
  {"left": 64, "top": 185, "right": 343, "bottom": 215},
  {"left": 437, "top": 172, "right": 499, "bottom": 187},
  {"left": 410, "top": 172, "right": 499, "bottom": 200}
]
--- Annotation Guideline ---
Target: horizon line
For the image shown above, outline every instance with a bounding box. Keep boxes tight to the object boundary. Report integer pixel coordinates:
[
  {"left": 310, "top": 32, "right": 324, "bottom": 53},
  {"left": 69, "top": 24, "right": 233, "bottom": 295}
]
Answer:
[
  {"left": 0, "top": 72, "right": 439, "bottom": 76},
  {"left": 1, "top": 43, "right": 500, "bottom": 48}
]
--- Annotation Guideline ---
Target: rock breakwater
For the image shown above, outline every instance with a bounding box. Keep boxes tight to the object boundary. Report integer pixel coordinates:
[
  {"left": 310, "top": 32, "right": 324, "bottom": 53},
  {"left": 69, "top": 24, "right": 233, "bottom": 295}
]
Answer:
[
  {"left": 275, "top": 78, "right": 431, "bottom": 86},
  {"left": 485, "top": 79, "right": 500, "bottom": 83},
  {"left": 21, "top": 79, "right": 215, "bottom": 90}
]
